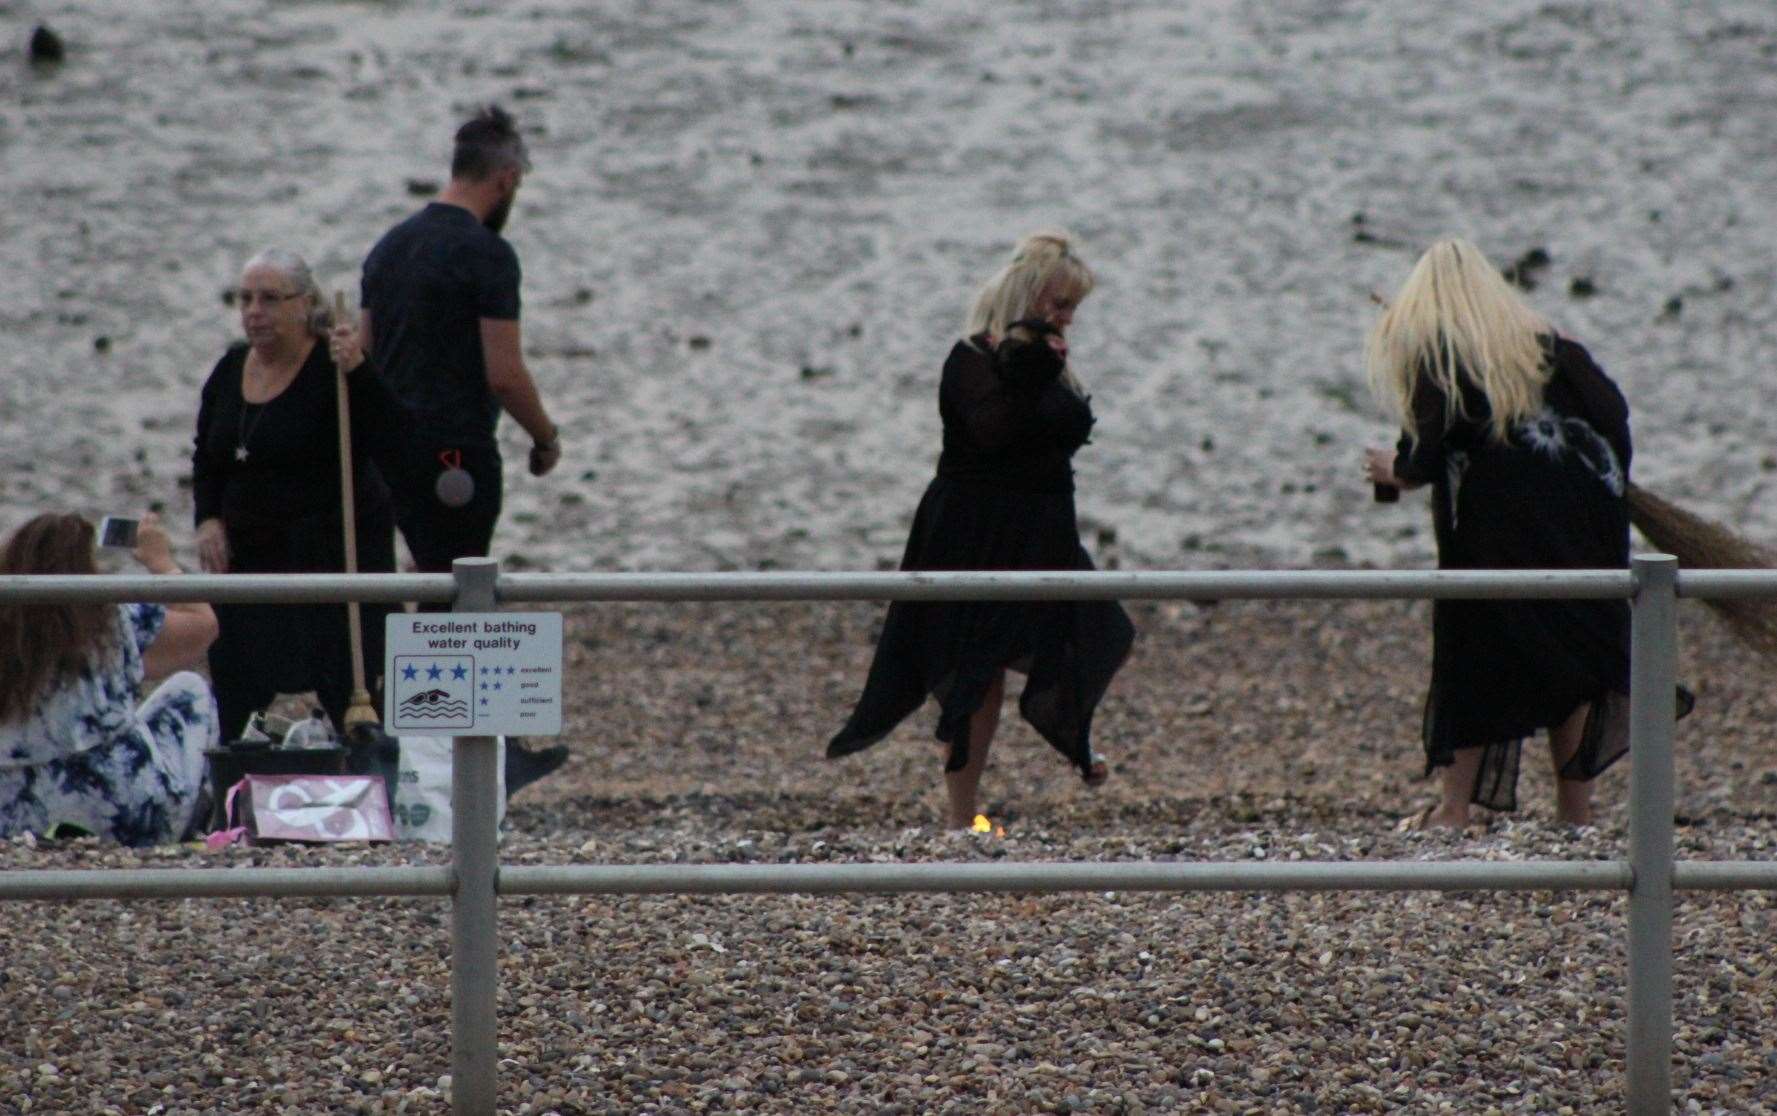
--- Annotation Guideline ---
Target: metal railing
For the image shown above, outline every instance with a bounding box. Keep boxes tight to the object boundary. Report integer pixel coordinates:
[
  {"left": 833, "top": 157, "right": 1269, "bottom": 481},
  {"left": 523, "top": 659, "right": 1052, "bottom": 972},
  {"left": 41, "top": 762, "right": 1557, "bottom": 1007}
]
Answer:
[{"left": 3, "top": 555, "right": 1776, "bottom": 1115}]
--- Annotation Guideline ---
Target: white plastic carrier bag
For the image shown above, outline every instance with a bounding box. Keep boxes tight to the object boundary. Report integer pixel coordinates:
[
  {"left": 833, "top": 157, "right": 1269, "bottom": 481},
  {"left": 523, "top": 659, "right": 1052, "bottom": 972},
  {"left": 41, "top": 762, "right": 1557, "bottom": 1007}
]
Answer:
[{"left": 392, "top": 735, "right": 506, "bottom": 842}]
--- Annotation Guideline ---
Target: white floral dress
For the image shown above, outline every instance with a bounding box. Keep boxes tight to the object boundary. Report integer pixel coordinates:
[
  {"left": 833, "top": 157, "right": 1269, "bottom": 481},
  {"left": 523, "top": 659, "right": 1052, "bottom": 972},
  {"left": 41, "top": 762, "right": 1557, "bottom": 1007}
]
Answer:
[{"left": 0, "top": 604, "right": 219, "bottom": 845}]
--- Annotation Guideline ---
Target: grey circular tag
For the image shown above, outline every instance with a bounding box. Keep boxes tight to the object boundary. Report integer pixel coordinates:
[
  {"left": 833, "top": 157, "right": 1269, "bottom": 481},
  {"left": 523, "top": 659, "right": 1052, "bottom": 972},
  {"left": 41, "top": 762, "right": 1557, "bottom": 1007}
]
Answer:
[{"left": 435, "top": 466, "right": 475, "bottom": 508}]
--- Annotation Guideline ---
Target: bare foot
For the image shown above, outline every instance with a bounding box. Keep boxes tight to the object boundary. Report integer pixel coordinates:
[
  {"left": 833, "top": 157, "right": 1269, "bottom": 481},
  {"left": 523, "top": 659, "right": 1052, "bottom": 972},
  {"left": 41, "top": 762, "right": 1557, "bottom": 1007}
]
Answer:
[{"left": 1396, "top": 804, "right": 1472, "bottom": 832}]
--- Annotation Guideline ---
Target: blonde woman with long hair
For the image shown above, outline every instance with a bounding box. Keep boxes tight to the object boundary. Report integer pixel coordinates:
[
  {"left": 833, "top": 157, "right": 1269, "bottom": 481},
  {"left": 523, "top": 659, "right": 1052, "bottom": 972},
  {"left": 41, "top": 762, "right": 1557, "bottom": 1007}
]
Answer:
[
  {"left": 829, "top": 231, "right": 1134, "bottom": 829},
  {"left": 1364, "top": 238, "right": 1690, "bottom": 830}
]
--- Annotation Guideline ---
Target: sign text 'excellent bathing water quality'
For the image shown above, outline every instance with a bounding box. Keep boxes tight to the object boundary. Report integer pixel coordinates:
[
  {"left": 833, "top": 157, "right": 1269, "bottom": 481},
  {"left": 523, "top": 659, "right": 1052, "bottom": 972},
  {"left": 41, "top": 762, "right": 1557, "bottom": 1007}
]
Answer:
[{"left": 384, "top": 613, "right": 563, "bottom": 736}]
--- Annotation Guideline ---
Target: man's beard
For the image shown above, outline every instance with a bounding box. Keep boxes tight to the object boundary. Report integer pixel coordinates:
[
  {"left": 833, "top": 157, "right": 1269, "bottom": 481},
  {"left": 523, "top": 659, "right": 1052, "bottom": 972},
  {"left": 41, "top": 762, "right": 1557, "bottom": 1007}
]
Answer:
[{"left": 483, "top": 193, "right": 513, "bottom": 234}]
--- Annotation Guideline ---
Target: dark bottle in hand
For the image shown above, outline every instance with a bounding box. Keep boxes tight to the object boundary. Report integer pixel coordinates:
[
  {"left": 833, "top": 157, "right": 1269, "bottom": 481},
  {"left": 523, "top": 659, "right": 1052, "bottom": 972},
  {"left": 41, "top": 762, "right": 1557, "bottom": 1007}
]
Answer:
[{"left": 1373, "top": 482, "right": 1400, "bottom": 503}]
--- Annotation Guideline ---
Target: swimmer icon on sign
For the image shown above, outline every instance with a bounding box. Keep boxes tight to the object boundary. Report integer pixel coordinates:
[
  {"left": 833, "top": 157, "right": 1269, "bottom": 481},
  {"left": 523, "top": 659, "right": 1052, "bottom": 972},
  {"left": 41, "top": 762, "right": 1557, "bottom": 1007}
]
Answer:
[{"left": 392, "top": 656, "right": 475, "bottom": 730}]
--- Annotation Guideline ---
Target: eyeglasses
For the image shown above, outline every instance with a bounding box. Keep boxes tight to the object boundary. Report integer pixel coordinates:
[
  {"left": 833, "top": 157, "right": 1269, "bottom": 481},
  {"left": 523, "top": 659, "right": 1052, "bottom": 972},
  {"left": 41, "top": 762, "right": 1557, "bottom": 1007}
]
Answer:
[{"left": 231, "top": 288, "right": 305, "bottom": 307}]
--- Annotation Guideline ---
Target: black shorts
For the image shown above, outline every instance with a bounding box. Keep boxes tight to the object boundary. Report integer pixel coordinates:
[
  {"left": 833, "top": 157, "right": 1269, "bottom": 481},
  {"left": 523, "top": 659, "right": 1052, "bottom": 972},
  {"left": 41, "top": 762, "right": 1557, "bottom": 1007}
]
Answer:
[{"left": 394, "top": 442, "right": 504, "bottom": 574}]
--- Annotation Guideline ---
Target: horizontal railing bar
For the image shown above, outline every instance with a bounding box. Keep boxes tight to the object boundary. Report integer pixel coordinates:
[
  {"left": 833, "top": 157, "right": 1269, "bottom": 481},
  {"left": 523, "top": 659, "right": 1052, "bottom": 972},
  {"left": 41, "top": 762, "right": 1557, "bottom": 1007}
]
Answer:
[
  {"left": 0, "top": 571, "right": 1639, "bottom": 607},
  {"left": 9, "top": 859, "right": 1769, "bottom": 900},
  {"left": 0, "top": 574, "right": 454, "bottom": 605},
  {"left": 0, "top": 866, "right": 453, "bottom": 901},
  {"left": 7, "top": 566, "right": 1776, "bottom": 608},
  {"left": 1674, "top": 862, "right": 1777, "bottom": 891},
  {"left": 498, "top": 569, "right": 1637, "bottom": 602},
  {"left": 2, "top": 859, "right": 1764, "bottom": 901},
  {"left": 1676, "top": 570, "right": 1777, "bottom": 599},
  {"left": 500, "top": 860, "right": 1632, "bottom": 895}
]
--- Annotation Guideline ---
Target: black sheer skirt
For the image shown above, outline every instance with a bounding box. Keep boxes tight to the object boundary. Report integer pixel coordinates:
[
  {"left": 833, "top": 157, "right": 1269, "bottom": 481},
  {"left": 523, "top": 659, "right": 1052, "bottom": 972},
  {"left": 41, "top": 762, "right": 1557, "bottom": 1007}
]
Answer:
[
  {"left": 1421, "top": 429, "right": 1691, "bottom": 811},
  {"left": 827, "top": 475, "right": 1134, "bottom": 777}
]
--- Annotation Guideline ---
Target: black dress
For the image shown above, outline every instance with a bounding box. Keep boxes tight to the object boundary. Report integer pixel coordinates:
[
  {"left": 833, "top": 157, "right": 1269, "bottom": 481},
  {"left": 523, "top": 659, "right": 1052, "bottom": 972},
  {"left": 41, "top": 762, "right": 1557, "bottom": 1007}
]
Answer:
[
  {"left": 828, "top": 334, "right": 1134, "bottom": 778},
  {"left": 1392, "top": 334, "right": 1689, "bottom": 811},
  {"left": 192, "top": 342, "right": 406, "bottom": 739}
]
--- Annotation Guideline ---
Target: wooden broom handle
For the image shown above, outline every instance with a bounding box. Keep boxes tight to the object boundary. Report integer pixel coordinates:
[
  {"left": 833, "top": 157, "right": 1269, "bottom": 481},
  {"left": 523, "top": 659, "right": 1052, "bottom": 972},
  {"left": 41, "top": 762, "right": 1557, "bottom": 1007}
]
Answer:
[{"left": 334, "top": 291, "right": 369, "bottom": 704}]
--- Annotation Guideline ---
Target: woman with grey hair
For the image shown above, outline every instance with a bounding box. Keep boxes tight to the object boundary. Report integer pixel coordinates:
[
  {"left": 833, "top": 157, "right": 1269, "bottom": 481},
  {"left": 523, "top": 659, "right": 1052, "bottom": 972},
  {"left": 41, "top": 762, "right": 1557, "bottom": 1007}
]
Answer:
[
  {"left": 828, "top": 230, "right": 1134, "bottom": 829},
  {"left": 191, "top": 248, "right": 406, "bottom": 739}
]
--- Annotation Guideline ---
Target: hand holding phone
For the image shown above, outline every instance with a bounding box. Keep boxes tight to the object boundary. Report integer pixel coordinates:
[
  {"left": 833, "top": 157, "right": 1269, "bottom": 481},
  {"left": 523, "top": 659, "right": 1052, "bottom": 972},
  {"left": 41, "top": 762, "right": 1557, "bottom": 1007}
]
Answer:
[{"left": 128, "top": 514, "right": 180, "bottom": 575}]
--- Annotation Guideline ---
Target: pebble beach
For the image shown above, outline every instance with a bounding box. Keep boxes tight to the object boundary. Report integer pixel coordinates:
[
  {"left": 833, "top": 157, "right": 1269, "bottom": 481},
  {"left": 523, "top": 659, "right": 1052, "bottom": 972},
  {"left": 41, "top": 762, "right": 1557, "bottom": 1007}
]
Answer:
[
  {"left": 5, "top": 0, "right": 1777, "bottom": 1112},
  {"left": 5, "top": 601, "right": 1777, "bottom": 1113}
]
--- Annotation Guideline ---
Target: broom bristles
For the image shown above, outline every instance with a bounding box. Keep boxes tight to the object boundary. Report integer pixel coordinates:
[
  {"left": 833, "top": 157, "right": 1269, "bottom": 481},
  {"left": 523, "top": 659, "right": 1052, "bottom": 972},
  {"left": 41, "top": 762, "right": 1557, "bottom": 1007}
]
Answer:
[{"left": 1626, "top": 481, "right": 1777, "bottom": 657}]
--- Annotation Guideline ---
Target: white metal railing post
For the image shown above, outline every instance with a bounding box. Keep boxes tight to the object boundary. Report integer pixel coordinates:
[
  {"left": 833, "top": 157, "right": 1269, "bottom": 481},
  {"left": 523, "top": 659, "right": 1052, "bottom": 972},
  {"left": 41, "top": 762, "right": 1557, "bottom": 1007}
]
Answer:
[
  {"left": 450, "top": 558, "right": 501, "bottom": 1115},
  {"left": 1626, "top": 554, "right": 1678, "bottom": 1114}
]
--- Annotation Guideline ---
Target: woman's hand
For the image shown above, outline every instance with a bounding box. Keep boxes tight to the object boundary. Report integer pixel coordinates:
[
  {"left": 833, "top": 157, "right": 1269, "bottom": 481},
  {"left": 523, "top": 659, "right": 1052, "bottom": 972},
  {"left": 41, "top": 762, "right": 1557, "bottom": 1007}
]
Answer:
[
  {"left": 132, "top": 513, "right": 182, "bottom": 575},
  {"left": 129, "top": 514, "right": 219, "bottom": 679},
  {"left": 195, "top": 517, "right": 230, "bottom": 574},
  {"left": 137, "top": 519, "right": 220, "bottom": 678},
  {"left": 1364, "top": 447, "right": 1405, "bottom": 489},
  {"left": 329, "top": 322, "right": 365, "bottom": 374}
]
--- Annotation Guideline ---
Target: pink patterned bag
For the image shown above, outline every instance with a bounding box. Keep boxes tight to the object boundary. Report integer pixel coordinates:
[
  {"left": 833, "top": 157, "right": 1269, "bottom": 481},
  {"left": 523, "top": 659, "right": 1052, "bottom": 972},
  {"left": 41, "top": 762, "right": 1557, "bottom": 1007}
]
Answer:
[{"left": 206, "top": 774, "right": 394, "bottom": 847}]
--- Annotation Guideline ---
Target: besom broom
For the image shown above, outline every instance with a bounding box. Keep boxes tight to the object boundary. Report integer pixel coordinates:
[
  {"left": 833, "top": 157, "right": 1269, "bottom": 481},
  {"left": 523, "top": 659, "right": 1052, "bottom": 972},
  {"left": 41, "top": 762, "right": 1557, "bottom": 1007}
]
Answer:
[{"left": 1626, "top": 481, "right": 1777, "bottom": 658}]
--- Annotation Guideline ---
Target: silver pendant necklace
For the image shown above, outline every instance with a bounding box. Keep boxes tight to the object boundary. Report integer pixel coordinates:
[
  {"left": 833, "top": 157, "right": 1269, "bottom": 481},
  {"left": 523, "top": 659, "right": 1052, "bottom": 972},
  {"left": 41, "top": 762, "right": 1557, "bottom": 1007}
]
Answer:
[
  {"left": 236, "top": 359, "right": 281, "bottom": 461},
  {"left": 235, "top": 399, "right": 268, "bottom": 462}
]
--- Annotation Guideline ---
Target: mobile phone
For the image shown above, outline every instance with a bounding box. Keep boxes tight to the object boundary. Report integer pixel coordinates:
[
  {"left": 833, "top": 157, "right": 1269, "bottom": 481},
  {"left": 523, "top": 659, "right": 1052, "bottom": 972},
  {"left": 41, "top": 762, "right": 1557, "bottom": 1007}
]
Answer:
[{"left": 97, "top": 516, "right": 139, "bottom": 549}]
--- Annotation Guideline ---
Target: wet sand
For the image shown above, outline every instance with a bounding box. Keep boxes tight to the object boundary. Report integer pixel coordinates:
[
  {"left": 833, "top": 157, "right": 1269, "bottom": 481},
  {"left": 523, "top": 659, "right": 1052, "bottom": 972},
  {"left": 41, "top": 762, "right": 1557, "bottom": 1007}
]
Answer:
[{"left": 5, "top": 0, "right": 1775, "bottom": 573}]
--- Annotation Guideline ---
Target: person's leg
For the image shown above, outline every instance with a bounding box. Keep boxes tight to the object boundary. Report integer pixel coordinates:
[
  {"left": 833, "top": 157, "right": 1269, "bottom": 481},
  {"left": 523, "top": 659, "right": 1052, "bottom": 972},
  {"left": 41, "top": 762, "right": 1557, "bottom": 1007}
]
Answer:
[
  {"left": 1549, "top": 702, "right": 1594, "bottom": 826},
  {"left": 138, "top": 671, "right": 222, "bottom": 840},
  {"left": 944, "top": 670, "right": 1005, "bottom": 830},
  {"left": 397, "top": 444, "right": 502, "bottom": 586},
  {"left": 1422, "top": 746, "right": 1483, "bottom": 829},
  {"left": 309, "top": 602, "right": 357, "bottom": 736},
  {"left": 207, "top": 635, "right": 275, "bottom": 745},
  {"left": 395, "top": 450, "right": 562, "bottom": 792},
  {"left": 504, "top": 736, "right": 570, "bottom": 799}
]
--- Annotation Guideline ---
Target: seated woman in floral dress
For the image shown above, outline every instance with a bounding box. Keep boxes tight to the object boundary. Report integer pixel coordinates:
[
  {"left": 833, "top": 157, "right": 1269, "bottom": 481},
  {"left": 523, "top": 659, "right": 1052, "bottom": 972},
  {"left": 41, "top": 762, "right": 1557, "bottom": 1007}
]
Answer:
[{"left": 0, "top": 513, "right": 221, "bottom": 845}]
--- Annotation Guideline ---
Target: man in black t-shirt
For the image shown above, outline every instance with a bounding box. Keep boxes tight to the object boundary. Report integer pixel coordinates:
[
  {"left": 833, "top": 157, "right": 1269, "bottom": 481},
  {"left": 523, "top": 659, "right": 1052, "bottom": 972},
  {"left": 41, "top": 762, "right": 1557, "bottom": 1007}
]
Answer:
[
  {"left": 359, "top": 105, "right": 568, "bottom": 793},
  {"left": 359, "top": 104, "right": 561, "bottom": 573}
]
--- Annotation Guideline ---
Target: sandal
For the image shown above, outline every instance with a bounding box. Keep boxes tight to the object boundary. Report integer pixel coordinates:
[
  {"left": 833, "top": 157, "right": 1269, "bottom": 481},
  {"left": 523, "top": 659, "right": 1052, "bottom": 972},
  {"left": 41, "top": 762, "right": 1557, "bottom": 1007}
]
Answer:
[{"left": 1083, "top": 752, "right": 1110, "bottom": 788}]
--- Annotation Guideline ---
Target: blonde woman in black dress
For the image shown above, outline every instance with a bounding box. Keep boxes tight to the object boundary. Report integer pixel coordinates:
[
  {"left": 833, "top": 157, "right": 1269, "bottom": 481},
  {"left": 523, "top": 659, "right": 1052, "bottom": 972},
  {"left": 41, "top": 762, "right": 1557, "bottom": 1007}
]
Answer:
[
  {"left": 829, "top": 231, "right": 1134, "bottom": 829},
  {"left": 1364, "top": 237, "right": 1689, "bottom": 830}
]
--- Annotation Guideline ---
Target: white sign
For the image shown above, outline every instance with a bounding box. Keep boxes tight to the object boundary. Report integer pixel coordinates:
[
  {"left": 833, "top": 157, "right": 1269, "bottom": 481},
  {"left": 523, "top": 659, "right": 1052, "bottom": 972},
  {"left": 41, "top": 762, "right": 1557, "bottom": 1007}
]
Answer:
[{"left": 384, "top": 613, "right": 563, "bottom": 736}]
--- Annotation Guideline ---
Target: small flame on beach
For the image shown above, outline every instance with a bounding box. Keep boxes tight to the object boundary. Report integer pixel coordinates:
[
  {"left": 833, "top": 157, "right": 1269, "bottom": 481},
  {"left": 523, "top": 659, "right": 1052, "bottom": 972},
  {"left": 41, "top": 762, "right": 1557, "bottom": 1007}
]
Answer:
[{"left": 971, "top": 814, "right": 1007, "bottom": 838}]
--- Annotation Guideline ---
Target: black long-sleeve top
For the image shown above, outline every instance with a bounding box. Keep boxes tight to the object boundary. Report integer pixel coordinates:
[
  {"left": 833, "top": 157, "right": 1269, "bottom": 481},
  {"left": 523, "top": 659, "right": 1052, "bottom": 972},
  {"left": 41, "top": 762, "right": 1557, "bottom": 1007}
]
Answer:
[
  {"left": 933, "top": 334, "right": 1096, "bottom": 494},
  {"left": 192, "top": 341, "right": 407, "bottom": 533}
]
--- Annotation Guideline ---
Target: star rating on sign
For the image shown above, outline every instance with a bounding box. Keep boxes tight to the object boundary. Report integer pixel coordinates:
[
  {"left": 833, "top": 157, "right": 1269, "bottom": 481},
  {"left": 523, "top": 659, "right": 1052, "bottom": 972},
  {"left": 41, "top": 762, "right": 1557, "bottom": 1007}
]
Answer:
[{"left": 400, "top": 659, "right": 471, "bottom": 686}]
